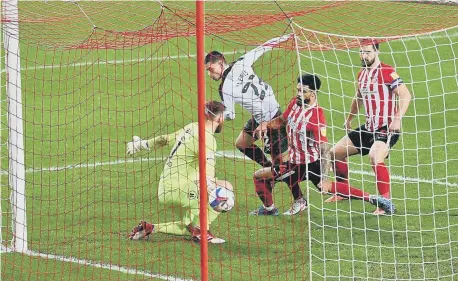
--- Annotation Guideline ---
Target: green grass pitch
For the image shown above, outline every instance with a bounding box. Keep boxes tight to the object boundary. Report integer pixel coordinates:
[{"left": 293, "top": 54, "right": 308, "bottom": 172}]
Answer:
[{"left": 1, "top": 2, "right": 458, "bottom": 281}]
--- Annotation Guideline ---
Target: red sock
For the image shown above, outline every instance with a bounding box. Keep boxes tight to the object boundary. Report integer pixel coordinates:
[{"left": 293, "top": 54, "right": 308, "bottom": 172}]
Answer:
[
  {"left": 334, "top": 159, "right": 349, "bottom": 185},
  {"left": 330, "top": 182, "right": 370, "bottom": 201},
  {"left": 372, "top": 163, "right": 390, "bottom": 198},
  {"left": 254, "top": 178, "right": 274, "bottom": 207}
]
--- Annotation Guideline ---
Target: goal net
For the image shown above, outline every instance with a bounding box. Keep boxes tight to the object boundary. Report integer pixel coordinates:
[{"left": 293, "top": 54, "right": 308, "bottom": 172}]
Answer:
[{"left": 1, "top": 1, "right": 458, "bottom": 281}]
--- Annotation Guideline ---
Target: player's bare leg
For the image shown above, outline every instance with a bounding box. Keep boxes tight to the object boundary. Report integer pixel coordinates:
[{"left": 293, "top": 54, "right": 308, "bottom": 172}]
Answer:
[
  {"left": 236, "top": 130, "right": 272, "bottom": 167},
  {"left": 325, "top": 135, "right": 359, "bottom": 203},
  {"left": 369, "top": 141, "right": 391, "bottom": 215}
]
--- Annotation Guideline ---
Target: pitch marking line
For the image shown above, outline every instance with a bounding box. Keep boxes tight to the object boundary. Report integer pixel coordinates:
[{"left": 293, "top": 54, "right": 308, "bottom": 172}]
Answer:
[
  {"left": 2, "top": 32, "right": 457, "bottom": 73},
  {"left": 0, "top": 50, "right": 242, "bottom": 73},
  {"left": 1, "top": 247, "right": 194, "bottom": 281},
  {"left": 1, "top": 150, "right": 456, "bottom": 187}
]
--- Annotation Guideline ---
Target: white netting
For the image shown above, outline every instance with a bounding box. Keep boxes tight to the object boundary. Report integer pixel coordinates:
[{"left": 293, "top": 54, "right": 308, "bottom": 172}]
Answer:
[
  {"left": 1, "top": 1, "right": 458, "bottom": 280},
  {"left": 293, "top": 24, "right": 458, "bottom": 280}
]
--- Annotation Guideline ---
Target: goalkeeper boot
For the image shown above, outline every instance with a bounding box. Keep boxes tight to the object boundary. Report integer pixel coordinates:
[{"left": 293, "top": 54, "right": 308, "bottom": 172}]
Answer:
[
  {"left": 126, "top": 136, "right": 149, "bottom": 155},
  {"left": 190, "top": 227, "right": 226, "bottom": 244},
  {"left": 283, "top": 197, "right": 308, "bottom": 216},
  {"left": 129, "top": 220, "right": 154, "bottom": 240},
  {"left": 249, "top": 205, "right": 279, "bottom": 216},
  {"left": 369, "top": 196, "right": 396, "bottom": 215},
  {"left": 324, "top": 194, "right": 347, "bottom": 203}
]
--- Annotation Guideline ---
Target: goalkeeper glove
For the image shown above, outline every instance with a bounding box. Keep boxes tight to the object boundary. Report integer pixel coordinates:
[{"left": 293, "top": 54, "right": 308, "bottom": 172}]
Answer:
[{"left": 126, "top": 136, "right": 149, "bottom": 155}]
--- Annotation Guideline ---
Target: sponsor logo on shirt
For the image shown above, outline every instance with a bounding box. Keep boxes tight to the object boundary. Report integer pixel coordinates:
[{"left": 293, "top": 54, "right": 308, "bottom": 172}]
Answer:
[{"left": 188, "top": 190, "right": 198, "bottom": 200}]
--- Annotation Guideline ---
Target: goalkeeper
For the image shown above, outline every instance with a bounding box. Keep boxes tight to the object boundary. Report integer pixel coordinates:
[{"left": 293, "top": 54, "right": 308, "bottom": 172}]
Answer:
[{"left": 127, "top": 101, "right": 232, "bottom": 244}]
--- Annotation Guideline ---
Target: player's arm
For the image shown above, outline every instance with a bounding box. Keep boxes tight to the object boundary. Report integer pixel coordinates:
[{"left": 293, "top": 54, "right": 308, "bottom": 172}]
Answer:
[
  {"left": 238, "top": 34, "right": 292, "bottom": 66},
  {"left": 221, "top": 91, "right": 236, "bottom": 121},
  {"left": 390, "top": 84, "right": 412, "bottom": 132},
  {"left": 266, "top": 115, "right": 286, "bottom": 129},
  {"left": 126, "top": 131, "right": 179, "bottom": 155},
  {"left": 319, "top": 142, "right": 332, "bottom": 181},
  {"left": 305, "top": 108, "right": 331, "bottom": 191},
  {"left": 344, "top": 90, "right": 363, "bottom": 131},
  {"left": 386, "top": 70, "right": 412, "bottom": 132},
  {"left": 311, "top": 109, "right": 332, "bottom": 183},
  {"left": 254, "top": 97, "right": 295, "bottom": 138}
]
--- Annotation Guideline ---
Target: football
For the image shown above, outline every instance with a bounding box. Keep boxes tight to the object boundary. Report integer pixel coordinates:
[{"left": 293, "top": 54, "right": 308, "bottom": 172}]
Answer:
[{"left": 209, "top": 187, "right": 235, "bottom": 212}]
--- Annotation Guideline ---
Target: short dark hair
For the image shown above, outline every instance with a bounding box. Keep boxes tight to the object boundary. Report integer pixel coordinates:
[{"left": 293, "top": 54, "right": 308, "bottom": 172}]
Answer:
[
  {"left": 204, "top": 51, "right": 225, "bottom": 64},
  {"left": 297, "top": 74, "right": 321, "bottom": 91},
  {"left": 360, "top": 38, "right": 379, "bottom": 51},
  {"left": 205, "top": 100, "right": 225, "bottom": 119}
]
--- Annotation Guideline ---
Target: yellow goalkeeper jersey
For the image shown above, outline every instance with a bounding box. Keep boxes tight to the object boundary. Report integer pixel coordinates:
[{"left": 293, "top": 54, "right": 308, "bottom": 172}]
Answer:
[{"left": 159, "top": 122, "right": 217, "bottom": 189}]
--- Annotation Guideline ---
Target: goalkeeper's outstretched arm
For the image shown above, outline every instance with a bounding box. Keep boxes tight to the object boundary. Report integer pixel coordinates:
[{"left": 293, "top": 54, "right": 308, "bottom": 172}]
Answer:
[{"left": 126, "top": 132, "right": 178, "bottom": 155}]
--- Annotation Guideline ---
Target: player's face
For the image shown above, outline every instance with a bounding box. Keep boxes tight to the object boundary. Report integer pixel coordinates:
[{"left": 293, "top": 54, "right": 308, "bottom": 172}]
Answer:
[
  {"left": 360, "top": 45, "right": 378, "bottom": 67},
  {"left": 296, "top": 83, "right": 314, "bottom": 107},
  {"left": 215, "top": 113, "right": 224, "bottom": 133},
  {"left": 205, "top": 61, "right": 223, "bottom": 81}
]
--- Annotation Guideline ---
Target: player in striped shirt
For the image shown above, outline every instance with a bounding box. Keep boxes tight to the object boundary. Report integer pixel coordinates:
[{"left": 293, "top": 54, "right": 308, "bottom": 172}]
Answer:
[
  {"left": 326, "top": 39, "right": 412, "bottom": 215},
  {"left": 251, "top": 74, "right": 395, "bottom": 216}
]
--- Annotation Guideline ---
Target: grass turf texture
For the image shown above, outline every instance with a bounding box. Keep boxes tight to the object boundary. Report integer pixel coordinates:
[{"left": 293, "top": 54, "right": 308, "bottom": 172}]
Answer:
[{"left": 2, "top": 1, "right": 458, "bottom": 281}]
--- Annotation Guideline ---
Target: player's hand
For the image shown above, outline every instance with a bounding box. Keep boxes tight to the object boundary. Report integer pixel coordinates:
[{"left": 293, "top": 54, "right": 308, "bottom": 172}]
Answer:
[
  {"left": 389, "top": 117, "right": 401, "bottom": 133},
  {"left": 126, "top": 136, "right": 149, "bottom": 155},
  {"left": 254, "top": 122, "right": 268, "bottom": 140},
  {"left": 344, "top": 119, "right": 352, "bottom": 133},
  {"left": 318, "top": 179, "right": 332, "bottom": 193}
]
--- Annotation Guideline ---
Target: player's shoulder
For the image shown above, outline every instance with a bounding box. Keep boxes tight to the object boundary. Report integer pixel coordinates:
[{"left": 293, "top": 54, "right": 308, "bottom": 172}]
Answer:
[
  {"left": 183, "top": 122, "right": 199, "bottom": 134},
  {"left": 379, "top": 62, "right": 401, "bottom": 81},
  {"left": 356, "top": 68, "right": 366, "bottom": 79},
  {"left": 312, "top": 105, "right": 327, "bottom": 121},
  {"left": 380, "top": 62, "right": 396, "bottom": 73}
]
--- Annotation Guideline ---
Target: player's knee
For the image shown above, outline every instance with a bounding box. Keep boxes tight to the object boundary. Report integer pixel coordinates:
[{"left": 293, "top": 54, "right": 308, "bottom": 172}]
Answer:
[
  {"left": 331, "top": 146, "right": 347, "bottom": 162},
  {"left": 235, "top": 140, "right": 247, "bottom": 150},
  {"left": 369, "top": 153, "right": 380, "bottom": 165}
]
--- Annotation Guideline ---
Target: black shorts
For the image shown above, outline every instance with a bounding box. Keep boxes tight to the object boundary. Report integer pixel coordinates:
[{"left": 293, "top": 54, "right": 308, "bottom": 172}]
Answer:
[
  {"left": 243, "top": 111, "right": 288, "bottom": 155},
  {"left": 272, "top": 160, "right": 322, "bottom": 189},
  {"left": 348, "top": 125, "right": 400, "bottom": 156}
]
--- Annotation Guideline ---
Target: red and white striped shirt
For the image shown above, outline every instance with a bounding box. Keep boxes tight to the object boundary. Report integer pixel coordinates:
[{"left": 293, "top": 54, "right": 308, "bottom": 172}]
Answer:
[
  {"left": 357, "top": 62, "right": 403, "bottom": 131},
  {"left": 282, "top": 99, "right": 328, "bottom": 164}
]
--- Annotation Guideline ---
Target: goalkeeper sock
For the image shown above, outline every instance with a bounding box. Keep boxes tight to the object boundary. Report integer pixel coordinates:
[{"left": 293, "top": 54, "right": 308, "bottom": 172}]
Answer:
[
  {"left": 330, "top": 182, "right": 370, "bottom": 201},
  {"left": 254, "top": 178, "right": 274, "bottom": 207},
  {"left": 239, "top": 145, "right": 272, "bottom": 167},
  {"left": 334, "top": 159, "right": 349, "bottom": 184},
  {"left": 372, "top": 163, "right": 390, "bottom": 198}
]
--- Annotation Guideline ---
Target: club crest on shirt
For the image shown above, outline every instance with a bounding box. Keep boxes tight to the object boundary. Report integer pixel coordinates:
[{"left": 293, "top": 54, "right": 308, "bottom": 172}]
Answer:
[
  {"left": 360, "top": 87, "right": 377, "bottom": 97},
  {"left": 371, "top": 76, "right": 378, "bottom": 84}
]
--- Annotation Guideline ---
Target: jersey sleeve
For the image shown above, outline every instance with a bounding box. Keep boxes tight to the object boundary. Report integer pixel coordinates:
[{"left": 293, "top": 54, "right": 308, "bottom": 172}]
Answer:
[
  {"left": 381, "top": 64, "right": 403, "bottom": 90},
  {"left": 306, "top": 107, "right": 328, "bottom": 144},
  {"left": 281, "top": 98, "right": 297, "bottom": 120},
  {"left": 221, "top": 90, "right": 236, "bottom": 120},
  {"left": 236, "top": 34, "right": 292, "bottom": 67}
]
